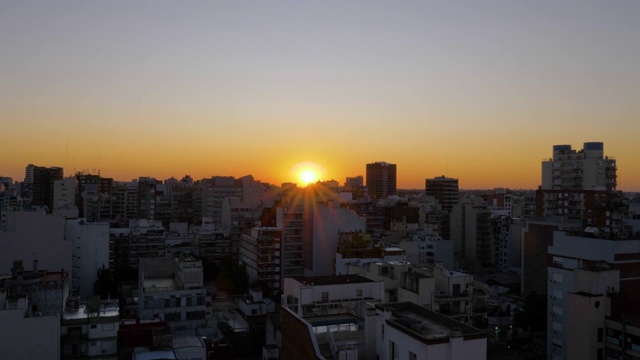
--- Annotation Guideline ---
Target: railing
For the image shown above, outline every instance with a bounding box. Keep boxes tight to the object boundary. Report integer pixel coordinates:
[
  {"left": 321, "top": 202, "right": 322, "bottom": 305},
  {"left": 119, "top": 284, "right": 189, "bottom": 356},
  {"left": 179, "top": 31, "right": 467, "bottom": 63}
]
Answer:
[{"left": 62, "top": 333, "right": 88, "bottom": 342}]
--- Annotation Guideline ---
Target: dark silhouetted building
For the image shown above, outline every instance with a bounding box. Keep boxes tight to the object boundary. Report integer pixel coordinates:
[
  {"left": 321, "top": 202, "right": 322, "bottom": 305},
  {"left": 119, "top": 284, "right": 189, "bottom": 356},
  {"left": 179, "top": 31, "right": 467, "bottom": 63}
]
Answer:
[{"left": 366, "top": 162, "right": 396, "bottom": 200}]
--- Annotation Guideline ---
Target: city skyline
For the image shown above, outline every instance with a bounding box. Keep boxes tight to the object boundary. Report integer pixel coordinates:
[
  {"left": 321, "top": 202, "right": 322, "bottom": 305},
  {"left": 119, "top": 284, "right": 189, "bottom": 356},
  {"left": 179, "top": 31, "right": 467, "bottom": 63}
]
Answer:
[{"left": 2, "top": 1, "right": 640, "bottom": 191}]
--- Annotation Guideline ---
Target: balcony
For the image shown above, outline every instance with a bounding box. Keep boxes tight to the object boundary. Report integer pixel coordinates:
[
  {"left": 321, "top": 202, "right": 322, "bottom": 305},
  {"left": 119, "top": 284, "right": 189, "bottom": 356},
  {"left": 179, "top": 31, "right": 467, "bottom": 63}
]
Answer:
[
  {"left": 62, "top": 333, "right": 88, "bottom": 343},
  {"left": 434, "top": 291, "right": 470, "bottom": 302},
  {"left": 473, "top": 306, "right": 488, "bottom": 313},
  {"left": 437, "top": 308, "right": 468, "bottom": 317}
]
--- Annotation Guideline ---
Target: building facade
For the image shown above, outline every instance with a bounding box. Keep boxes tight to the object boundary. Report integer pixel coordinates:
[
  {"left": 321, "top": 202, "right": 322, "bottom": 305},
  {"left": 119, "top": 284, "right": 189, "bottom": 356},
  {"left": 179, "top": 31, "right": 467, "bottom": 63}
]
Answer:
[{"left": 366, "top": 162, "right": 397, "bottom": 200}]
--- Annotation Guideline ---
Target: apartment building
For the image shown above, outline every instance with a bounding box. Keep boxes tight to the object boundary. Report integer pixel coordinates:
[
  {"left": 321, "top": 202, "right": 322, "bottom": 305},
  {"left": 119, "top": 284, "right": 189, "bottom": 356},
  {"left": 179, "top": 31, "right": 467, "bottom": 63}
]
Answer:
[
  {"left": 138, "top": 256, "right": 207, "bottom": 334},
  {"left": 547, "top": 230, "right": 640, "bottom": 359},
  {"left": 450, "top": 198, "right": 494, "bottom": 271},
  {"left": 66, "top": 218, "right": 110, "bottom": 299},
  {"left": 281, "top": 275, "right": 384, "bottom": 360},
  {"left": 239, "top": 227, "right": 282, "bottom": 295},
  {"left": 366, "top": 162, "right": 397, "bottom": 200},
  {"left": 374, "top": 302, "right": 487, "bottom": 360},
  {"left": 61, "top": 298, "right": 120, "bottom": 359}
]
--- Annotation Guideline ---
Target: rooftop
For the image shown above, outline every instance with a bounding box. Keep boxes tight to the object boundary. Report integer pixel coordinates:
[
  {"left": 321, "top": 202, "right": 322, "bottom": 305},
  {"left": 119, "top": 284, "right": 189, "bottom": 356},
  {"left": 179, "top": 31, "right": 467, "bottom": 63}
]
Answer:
[
  {"left": 63, "top": 300, "right": 119, "bottom": 320},
  {"left": 292, "top": 274, "right": 374, "bottom": 286},
  {"left": 132, "top": 348, "right": 177, "bottom": 360},
  {"left": 378, "top": 302, "right": 486, "bottom": 344},
  {"left": 172, "top": 336, "right": 205, "bottom": 349}
]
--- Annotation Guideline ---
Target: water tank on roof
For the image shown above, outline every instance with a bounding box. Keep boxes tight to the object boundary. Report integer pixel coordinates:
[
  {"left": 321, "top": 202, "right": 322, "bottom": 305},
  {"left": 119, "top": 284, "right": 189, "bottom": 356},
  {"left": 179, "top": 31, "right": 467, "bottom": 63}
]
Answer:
[
  {"left": 553, "top": 145, "right": 572, "bottom": 154},
  {"left": 584, "top": 142, "right": 604, "bottom": 151}
]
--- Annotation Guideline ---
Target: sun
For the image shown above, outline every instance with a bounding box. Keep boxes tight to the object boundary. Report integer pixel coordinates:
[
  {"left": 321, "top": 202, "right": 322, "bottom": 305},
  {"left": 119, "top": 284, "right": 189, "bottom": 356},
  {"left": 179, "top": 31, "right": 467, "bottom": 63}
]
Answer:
[
  {"left": 292, "top": 161, "right": 325, "bottom": 186},
  {"left": 300, "top": 169, "right": 318, "bottom": 185}
]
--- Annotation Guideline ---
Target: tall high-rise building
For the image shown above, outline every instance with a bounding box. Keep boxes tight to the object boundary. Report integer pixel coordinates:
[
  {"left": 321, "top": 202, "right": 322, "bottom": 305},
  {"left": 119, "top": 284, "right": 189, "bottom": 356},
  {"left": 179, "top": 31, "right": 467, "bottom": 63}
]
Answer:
[
  {"left": 424, "top": 175, "right": 459, "bottom": 240},
  {"left": 138, "top": 177, "right": 160, "bottom": 219},
  {"left": 75, "top": 173, "right": 113, "bottom": 221},
  {"left": 425, "top": 176, "right": 459, "bottom": 212},
  {"left": 22, "top": 164, "right": 63, "bottom": 211},
  {"left": 536, "top": 142, "right": 625, "bottom": 233},
  {"left": 366, "top": 162, "right": 396, "bottom": 199},
  {"left": 450, "top": 198, "right": 494, "bottom": 272},
  {"left": 541, "top": 142, "right": 616, "bottom": 191}
]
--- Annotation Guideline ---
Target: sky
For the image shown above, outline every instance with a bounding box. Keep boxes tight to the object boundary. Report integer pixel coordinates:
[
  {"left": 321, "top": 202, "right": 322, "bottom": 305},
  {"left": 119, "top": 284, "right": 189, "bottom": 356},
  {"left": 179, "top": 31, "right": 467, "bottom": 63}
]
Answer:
[{"left": 1, "top": 1, "right": 639, "bottom": 190}]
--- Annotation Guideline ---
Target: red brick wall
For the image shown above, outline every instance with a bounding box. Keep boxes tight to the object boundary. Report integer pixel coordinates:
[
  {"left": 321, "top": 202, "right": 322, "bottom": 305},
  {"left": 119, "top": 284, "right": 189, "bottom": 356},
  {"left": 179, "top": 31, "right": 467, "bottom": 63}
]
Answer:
[{"left": 280, "top": 308, "right": 322, "bottom": 360}]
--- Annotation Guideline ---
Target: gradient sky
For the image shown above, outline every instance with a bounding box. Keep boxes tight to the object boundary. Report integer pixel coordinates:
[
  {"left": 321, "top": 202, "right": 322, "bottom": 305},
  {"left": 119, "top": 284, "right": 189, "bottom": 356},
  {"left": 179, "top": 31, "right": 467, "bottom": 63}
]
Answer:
[{"left": 2, "top": 1, "right": 639, "bottom": 190}]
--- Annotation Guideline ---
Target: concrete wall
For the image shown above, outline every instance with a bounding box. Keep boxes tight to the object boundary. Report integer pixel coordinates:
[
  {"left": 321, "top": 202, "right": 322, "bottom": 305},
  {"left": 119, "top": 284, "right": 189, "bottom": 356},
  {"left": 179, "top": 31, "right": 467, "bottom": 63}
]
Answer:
[
  {"left": 310, "top": 206, "right": 365, "bottom": 277},
  {"left": 0, "top": 211, "right": 71, "bottom": 279},
  {"left": 0, "top": 310, "right": 60, "bottom": 360},
  {"left": 66, "top": 219, "right": 110, "bottom": 299},
  {"left": 566, "top": 293, "right": 609, "bottom": 360}
]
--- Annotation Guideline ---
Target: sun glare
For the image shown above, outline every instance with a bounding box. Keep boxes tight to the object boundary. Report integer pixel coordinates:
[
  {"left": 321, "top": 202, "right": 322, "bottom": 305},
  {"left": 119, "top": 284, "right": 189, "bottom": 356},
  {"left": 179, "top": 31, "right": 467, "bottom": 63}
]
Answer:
[{"left": 292, "top": 161, "right": 325, "bottom": 186}]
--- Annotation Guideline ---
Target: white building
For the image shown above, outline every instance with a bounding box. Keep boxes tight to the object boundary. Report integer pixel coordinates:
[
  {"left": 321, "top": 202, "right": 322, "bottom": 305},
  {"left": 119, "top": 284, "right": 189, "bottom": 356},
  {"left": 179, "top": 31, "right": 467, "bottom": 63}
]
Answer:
[
  {"left": 336, "top": 247, "right": 406, "bottom": 276},
  {"left": 547, "top": 230, "right": 640, "bottom": 360},
  {"left": 0, "top": 295, "right": 61, "bottom": 360},
  {"left": 138, "top": 256, "right": 207, "bottom": 334},
  {"left": 61, "top": 298, "right": 120, "bottom": 359},
  {"left": 53, "top": 177, "right": 78, "bottom": 218},
  {"left": 373, "top": 302, "right": 487, "bottom": 360},
  {"left": 0, "top": 261, "right": 69, "bottom": 360},
  {"left": 66, "top": 218, "right": 110, "bottom": 299},
  {"left": 350, "top": 261, "right": 412, "bottom": 303},
  {"left": 281, "top": 275, "right": 384, "bottom": 360},
  {"left": 396, "top": 230, "right": 454, "bottom": 270},
  {"left": 335, "top": 231, "right": 406, "bottom": 275},
  {"left": 236, "top": 288, "right": 276, "bottom": 317},
  {"left": 541, "top": 142, "right": 617, "bottom": 191}
]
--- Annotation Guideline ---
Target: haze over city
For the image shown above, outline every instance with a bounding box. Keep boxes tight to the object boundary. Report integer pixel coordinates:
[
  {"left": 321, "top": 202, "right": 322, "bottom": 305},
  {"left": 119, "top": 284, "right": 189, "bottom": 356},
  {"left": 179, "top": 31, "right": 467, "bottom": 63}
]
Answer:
[{"left": 2, "top": 1, "right": 640, "bottom": 190}]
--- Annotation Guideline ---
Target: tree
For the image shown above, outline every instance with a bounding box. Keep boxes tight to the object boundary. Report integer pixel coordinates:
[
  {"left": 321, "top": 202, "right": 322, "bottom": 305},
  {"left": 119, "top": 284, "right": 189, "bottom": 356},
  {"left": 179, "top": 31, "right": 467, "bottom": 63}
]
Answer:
[
  {"left": 215, "top": 260, "right": 249, "bottom": 295},
  {"left": 514, "top": 292, "right": 547, "bottom": 344},
  {"left": 93, "top": 265, "right": 119, "bottom": 300}
]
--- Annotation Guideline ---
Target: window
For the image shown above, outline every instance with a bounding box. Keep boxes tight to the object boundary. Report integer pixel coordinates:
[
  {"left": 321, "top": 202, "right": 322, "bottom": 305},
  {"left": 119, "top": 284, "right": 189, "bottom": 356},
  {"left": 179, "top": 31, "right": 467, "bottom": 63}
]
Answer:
[
  {"left": 389, "top": 341, "right": 398, "bottom": 360},
  {"left": 381, "top": 324, "right": 384, "bottom": 340},
  {"left": 90, "top": 324, "right": 97, "bottom": 329},
  {"left": 598, "top": 328, "right": 603, "bottom": 342},
  {"left": 356, "top": 289, "right": 363, "bottom": 297},
  {"left": 321, "top": 292, "right": 329, "bottom": 302},
  {"left": 409, "top": 351, "right": 417, "bottom": 360}
]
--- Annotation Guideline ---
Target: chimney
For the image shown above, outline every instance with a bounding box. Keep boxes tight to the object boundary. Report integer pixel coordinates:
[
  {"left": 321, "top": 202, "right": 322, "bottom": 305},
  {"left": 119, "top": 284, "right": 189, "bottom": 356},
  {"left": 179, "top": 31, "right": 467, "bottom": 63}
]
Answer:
[{"left": 33, "top": 259, "right": 38, "bottom": 273}]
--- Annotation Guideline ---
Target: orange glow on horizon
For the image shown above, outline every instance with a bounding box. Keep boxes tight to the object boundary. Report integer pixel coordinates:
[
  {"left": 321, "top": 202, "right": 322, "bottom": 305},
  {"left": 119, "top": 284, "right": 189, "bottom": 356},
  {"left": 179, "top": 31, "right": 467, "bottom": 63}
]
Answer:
[{"left": 291, "top": 162, "right": 325, "bottom": 187}]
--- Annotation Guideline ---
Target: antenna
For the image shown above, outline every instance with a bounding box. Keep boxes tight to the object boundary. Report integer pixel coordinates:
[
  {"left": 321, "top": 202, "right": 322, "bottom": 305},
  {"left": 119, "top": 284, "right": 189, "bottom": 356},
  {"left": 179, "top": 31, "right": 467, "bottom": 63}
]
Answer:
[{"left": 65, "top": 133, "right": 69, "bottom": 175}]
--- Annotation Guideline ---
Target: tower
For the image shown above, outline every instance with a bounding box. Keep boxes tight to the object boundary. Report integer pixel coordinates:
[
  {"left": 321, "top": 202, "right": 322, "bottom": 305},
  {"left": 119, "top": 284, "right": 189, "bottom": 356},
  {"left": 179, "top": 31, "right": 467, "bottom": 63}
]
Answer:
[{"left": 366, "top": 162, "right": 397, "bottom": 200}]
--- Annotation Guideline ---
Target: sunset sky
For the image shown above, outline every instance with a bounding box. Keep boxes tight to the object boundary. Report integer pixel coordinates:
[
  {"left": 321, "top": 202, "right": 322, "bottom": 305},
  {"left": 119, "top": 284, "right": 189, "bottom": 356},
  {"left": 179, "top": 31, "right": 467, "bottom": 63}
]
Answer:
[{"left": 2, "top": 1, "right": 639, "bottom": 190}]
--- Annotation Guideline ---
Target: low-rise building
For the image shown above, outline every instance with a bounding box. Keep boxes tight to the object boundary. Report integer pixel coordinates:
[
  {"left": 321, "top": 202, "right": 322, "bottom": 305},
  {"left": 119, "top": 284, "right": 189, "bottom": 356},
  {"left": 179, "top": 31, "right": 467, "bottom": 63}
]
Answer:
[
  {"left": 281, "top": 275, "right": 384, "bottom": 360},
  {"left": 61, "top": 298, "right": 120, "bottom": 359},
  {"left": 138, "top": 256, "right": 207, "bottom": 335},
  {"left": 373, "top": 302, "right": 487, "bottom": 360}
]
